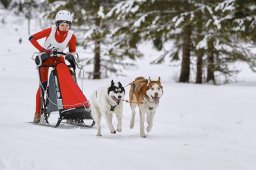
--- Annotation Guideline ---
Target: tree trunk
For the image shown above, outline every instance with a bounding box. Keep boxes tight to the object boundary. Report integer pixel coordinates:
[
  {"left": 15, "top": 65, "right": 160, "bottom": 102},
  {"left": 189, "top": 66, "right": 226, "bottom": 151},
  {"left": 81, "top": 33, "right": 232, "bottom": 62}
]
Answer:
[
  {"left": 1, "top": 0, "right": 11, "bottom": 8},
  {"left": 28, "top": 17, "right": 31, "bottom": 35},
  {"left": 206, "top": 39, "right": 215, "bottom": 84},
  {"left": 93, "top": 38, "right": 101, "bottom": 79},
  {"left": 196, "top": 14, "right": 203, "bottom": 84},
  {"left": 179, "top": 24, "right": 191, "bottom": 83},
  {"left": 93, "top": 0, "right": 101, "bottom": 79},
  {"left": 196, "top": 49, "right": 203, "bottom": 84}
]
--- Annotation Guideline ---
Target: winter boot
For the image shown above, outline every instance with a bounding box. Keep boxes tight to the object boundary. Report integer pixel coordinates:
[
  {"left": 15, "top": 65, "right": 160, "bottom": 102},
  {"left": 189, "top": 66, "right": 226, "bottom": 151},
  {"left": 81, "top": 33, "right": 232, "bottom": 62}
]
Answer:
[{"left": 33, "top": 113, "right": 41, "bottom": 123}]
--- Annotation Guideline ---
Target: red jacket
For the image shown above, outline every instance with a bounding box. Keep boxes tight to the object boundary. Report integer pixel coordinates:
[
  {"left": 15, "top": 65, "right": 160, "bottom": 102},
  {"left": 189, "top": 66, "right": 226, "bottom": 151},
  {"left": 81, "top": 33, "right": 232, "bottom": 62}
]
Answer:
[{"left": 29, "top": 27, "right": 76, "bottom": 53}]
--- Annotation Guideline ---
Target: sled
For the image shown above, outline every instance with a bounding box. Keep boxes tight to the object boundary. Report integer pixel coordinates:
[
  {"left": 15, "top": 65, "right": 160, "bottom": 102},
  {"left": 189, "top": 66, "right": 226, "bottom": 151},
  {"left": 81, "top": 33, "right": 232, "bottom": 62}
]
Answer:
[{"left": 33, "top": 51, "right": 95, "bottom": 128}]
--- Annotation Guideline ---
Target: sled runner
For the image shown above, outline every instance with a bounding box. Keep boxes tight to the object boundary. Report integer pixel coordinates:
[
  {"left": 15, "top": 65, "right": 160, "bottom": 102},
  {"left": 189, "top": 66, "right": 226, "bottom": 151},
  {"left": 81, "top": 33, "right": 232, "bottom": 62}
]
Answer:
[{"left": 32, "top": 51, "right": 95, "bottom": 128}]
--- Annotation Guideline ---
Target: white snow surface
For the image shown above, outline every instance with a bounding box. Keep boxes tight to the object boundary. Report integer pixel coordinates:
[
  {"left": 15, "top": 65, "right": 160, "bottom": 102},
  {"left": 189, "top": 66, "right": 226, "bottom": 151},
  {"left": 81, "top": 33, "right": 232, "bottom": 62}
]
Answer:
[{"left": 1, "top": 11, "right": 256, "bottom": 170}]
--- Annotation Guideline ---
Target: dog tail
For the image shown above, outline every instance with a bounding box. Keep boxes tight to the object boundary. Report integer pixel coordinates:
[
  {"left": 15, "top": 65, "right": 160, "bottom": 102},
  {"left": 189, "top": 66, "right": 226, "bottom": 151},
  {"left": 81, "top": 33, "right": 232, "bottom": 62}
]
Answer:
[{"left": 129, "top": 81, "right": 135, "bottom": 102}]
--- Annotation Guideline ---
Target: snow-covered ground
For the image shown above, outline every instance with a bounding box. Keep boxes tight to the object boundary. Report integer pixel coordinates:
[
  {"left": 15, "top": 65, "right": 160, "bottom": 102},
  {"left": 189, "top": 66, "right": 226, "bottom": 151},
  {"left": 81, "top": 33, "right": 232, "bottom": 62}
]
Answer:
[{"left": 1, "top": 10, "right": 256, "bottom": 170}]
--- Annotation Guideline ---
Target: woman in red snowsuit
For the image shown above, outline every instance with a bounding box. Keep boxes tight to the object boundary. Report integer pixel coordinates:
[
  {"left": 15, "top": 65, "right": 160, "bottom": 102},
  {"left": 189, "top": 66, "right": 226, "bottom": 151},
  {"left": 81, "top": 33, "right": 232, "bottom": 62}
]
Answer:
[{"left": 29, "top": 10, "right": 76, "bottom": 123}]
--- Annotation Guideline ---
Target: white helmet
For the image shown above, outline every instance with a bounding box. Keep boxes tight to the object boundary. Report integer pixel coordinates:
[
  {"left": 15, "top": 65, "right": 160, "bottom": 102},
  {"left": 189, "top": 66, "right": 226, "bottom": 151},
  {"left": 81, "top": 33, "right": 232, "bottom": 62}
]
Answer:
[{"left": 55, "top": 10, "right": 73, "bottom": 23}]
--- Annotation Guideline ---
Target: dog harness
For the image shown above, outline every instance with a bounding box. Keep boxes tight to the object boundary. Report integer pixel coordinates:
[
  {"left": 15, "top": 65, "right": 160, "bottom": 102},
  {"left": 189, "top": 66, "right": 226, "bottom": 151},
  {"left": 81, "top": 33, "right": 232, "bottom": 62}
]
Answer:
[
  {"left": 110, "top": 105, "right": 116, "bottom": 111},
  {"left": 95, "top": 90, "right": 117, "bottom": 111},
  {"left": 149, "top": 107, "right": 154, "bottom": 110}
]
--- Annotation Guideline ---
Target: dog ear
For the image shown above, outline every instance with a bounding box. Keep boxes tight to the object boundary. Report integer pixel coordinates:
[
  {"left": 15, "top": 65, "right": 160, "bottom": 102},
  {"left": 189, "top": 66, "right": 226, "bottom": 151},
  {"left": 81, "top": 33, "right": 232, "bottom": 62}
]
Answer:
[
  {"left": 158, "top": 77, "right": 161, "bottom": 82},
  {"left": 118, "top": 82, "right": 122, "bottom": 87},
  {"left": 147, "top": 77, "right": 151, "bottom": 86},
  {"left": 118, "top": 82, "right": 125, "bottom": 94},
  {"left": 111, "top": 80, "right": 114, "bottom": 86}
]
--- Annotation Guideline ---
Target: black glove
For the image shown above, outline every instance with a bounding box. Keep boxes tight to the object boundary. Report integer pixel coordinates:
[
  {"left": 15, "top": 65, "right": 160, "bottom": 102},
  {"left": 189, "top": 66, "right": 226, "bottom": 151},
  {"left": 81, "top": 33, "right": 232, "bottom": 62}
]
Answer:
[
  {"left": 35, "top": 53, "right": 50, "bottom": 66},
  {"left": 65, "top": 54, "right": 76, "bottom": 69},
  {"left": 43, "top": 49, "right": 52, "bottom": 55}
]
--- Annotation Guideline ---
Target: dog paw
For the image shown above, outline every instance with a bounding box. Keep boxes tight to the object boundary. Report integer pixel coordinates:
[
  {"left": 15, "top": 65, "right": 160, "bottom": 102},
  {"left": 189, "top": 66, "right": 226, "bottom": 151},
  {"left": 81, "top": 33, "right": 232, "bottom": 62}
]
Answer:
[
  {"left": 96, "top": 133, "right": 102, "bottom": 136},
  {"left": 140, "top": 134, "right": 146, "bottom": 138},
  {"left": 146, "top": 126, "right": 152, "bottom": 132},
  {"left": 111, "top": 130, "right": 116, "bottom": 134},
  {"left": 117, "top": 128, "right": 122, "bottom": 132}
]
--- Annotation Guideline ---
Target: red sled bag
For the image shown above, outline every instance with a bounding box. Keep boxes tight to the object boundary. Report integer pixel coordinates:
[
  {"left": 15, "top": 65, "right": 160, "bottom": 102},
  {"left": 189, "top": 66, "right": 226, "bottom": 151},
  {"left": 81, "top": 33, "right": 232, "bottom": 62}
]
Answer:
[
  {"left": 56, "top": 63, "right": 90, "bottom": 109},
  {"left": 48, "top": 63, "right": 93, "bottom": 127}
]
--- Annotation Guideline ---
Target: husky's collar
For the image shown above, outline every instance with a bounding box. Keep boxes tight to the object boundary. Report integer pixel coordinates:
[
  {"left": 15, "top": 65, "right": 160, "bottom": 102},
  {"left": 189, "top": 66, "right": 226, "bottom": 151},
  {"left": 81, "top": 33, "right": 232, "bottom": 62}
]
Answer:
[
  {"left": 107, "top": 97, "right": 118, "bottom": 111},
  {"left": 110, "top": 105, "right": 117, "bottom": 111},
  {"left": 109, "top": 99, "right": 117, "bottom": 111}
]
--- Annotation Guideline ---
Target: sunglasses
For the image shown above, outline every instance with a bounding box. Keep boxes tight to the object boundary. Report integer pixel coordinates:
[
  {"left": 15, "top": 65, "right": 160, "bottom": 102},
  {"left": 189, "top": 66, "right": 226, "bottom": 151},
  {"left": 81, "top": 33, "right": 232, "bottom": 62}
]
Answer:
[{"left": 57, "top": 20, "right": 72, "bottom": 25}]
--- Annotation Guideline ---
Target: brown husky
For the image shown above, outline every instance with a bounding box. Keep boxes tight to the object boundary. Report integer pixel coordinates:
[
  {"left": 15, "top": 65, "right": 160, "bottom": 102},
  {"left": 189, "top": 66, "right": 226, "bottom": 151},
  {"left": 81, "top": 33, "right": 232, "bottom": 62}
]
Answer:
[{"left": 129, "top": 77, "right": 163, "bottom": 138}]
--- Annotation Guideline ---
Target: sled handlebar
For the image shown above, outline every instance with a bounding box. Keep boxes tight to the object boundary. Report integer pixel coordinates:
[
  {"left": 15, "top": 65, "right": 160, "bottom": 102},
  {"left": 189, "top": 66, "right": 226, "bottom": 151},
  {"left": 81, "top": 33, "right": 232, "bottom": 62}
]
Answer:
[
  {"left": 50, "top": 52, "right": 83, "bottom": 69},
  {"left": 50, "top": 51, "right": 67, "bottom": 56},
  {"left": 32, "top": 51, "right": 82, "bottom": 69}
]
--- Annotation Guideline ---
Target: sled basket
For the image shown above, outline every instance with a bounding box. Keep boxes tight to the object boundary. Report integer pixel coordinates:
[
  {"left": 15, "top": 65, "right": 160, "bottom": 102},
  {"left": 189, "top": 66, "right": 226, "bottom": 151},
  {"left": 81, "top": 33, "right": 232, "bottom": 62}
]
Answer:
[
  {"left": 38, "top": 55, "right": 94, "bottom": 127},
  {"left": 60, "top": 106, "right": 92, "bottom": 120}
]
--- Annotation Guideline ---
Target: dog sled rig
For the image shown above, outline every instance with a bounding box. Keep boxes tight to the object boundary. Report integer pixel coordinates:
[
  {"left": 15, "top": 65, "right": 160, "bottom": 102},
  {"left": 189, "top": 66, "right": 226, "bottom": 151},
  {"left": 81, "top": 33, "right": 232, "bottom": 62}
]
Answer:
[{"left": 31, "top": 50, "right": 95, "bottom": 128}]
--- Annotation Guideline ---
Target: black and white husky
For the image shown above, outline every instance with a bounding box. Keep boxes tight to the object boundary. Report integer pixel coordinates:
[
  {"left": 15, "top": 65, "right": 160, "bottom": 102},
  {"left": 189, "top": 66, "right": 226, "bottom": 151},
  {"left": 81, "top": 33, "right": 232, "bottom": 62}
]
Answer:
[{"left": 90, "top": 80, "right": 125, "bottom": 136}]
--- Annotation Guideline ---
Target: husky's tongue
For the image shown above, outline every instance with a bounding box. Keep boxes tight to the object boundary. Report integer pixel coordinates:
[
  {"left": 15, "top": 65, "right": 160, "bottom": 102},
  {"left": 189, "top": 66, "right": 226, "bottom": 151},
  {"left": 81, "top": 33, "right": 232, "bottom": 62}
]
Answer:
[
  {"left": 112, "top": 96, "right": 120, "bottom": 104},
  {"left": 152, "top": 96, "right": 160, "bottom": 105},
  {"left": 116, "top": 99, "right": 120, "bottom": 104}
]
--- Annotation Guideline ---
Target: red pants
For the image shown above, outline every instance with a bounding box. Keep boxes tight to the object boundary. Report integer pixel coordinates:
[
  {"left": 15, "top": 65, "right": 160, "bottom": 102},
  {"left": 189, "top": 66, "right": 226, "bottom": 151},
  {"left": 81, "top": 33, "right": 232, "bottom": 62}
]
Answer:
[{"left": 35, "top": 57, "right": 65, "bottom": 114}]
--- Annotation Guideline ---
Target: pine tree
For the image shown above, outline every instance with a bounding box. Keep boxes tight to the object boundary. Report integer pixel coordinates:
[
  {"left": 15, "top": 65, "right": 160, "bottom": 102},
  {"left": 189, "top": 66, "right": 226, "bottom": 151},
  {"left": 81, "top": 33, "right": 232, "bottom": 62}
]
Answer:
[
  {"left": 47, "top": 0, "right": 135, "bottom": 79},
  {"left": 231, "top": 0, "right": 256, "bottom": 72},
  {"left": 8, "top": 0, "right": 42, "bottom": 35},
  {"left": 0, "top": 0, "right": 11, "bottom": 9},
  {"left": 195, "top": 10, "right": 204, "bottom": 84},
  {"left": 108, "top": 0, "right": 182, "bottom": 75},
  {"left": 178, "top": 0, "right": 192, "bottom": 83},
  {"left": 44, "top": 0, "right": 256, "bottom": 82}
]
